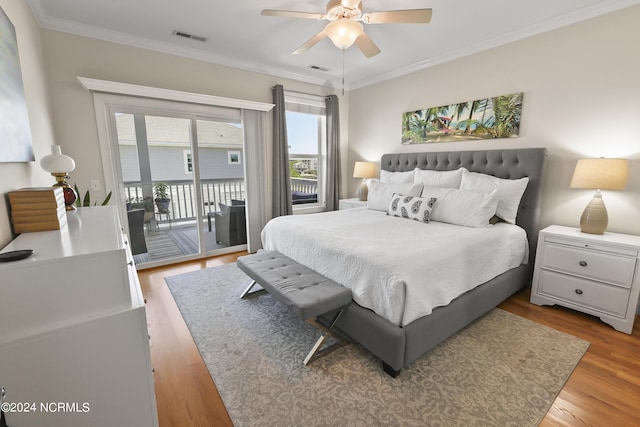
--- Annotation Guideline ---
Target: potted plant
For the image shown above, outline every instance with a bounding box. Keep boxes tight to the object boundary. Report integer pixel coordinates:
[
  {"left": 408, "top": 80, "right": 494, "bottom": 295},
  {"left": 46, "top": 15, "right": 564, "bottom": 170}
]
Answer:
[{"left": 154, "top": 182, "right": 171, "bottom": 212}]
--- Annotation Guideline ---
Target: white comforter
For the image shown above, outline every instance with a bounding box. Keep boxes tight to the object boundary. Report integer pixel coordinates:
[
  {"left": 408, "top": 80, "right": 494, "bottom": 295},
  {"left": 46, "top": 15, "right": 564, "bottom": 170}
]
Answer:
[{"left": 261, "top": 208, "right": 528, "bottom": 326}]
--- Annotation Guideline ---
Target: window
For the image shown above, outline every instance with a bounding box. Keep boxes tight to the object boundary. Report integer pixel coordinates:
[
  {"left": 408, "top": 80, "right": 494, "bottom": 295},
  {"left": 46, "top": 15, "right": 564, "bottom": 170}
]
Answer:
[
  {"left": 285, "top": 92, "right": 326, "bottom": 208},
  {"left": 183, "top": 150, "right": 193, "bottom": 174}
]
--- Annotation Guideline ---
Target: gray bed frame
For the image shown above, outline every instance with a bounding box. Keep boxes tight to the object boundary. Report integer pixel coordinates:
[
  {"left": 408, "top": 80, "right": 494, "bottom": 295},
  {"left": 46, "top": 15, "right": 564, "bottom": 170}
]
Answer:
[{"left": 329, "top": 148, "right": 547, "bottom": 376}]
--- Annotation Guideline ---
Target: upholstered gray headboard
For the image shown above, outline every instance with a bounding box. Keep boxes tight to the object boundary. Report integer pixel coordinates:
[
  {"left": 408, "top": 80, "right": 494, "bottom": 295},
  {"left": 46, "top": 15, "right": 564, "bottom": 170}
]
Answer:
[{"left": 380, "top": 148, "right": 547, "bottom": 262}]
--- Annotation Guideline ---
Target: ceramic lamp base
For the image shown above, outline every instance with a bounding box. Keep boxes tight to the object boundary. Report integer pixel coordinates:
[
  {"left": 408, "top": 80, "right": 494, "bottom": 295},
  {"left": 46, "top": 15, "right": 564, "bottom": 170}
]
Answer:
[
  {"left": 63, "top": 187, "right": 77, "bottom": 210},
  {"left": 579, "top": 193, "right": 608, "bottom": 234},
  {"left": 358, "top": 179, "right": 369, "bottom": 201},
  {"left": 52, "top": 175, "right": 77, "bottom": 211}
]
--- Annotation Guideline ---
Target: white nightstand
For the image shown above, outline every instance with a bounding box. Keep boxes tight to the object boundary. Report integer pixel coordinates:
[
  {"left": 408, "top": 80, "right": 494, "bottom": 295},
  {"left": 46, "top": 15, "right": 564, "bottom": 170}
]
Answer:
[
  {"left": 339, "top": 198, "right": 367, "bottom": 210},
  {"left": 530, "top": 225, "right": 640, "bottom": 334}
]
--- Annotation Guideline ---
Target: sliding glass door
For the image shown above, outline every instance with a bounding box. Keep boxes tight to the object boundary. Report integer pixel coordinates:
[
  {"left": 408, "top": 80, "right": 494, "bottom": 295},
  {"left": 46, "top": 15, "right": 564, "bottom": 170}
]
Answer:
[
  {"left": 108, "top": 101, "right": 246, "bottom": 267},
  {"left": 194, "top": 118, "right": 246, "bottom": 253}
]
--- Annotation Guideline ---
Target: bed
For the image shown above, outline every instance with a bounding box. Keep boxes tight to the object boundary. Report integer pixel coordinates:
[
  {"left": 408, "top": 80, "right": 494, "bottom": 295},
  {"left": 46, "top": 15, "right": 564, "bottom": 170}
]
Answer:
[{"left": 262, "top": 148, "right": 546, "bottom": 375}]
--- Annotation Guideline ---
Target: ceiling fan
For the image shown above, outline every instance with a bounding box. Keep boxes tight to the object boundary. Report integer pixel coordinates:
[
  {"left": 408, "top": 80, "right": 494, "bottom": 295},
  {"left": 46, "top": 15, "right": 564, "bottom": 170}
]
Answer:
[{"left": 261, "top": 0, "right": 432, "bottom": 58}]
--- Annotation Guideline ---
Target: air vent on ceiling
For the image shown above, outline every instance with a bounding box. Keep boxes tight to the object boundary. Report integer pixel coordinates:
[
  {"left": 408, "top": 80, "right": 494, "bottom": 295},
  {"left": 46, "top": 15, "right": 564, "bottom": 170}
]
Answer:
[
  {"left": 309, "top": 65, "right": 330, "bottom": 72},
  {"left": 173, "top": 30, "right": 208, "bottom": 43}
]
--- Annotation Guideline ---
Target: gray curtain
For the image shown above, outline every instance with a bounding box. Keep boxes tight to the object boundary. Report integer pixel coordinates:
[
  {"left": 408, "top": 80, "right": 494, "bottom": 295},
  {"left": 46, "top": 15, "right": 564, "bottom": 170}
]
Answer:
[
  {"left": 241, "top": 109, "right": 269, "bottom": 253},
  {"left": 272, "top": 85, "right": 293, "bottom": 217},
  {"left": 325, "top": 94, "right": 341, "bottom": 211}
]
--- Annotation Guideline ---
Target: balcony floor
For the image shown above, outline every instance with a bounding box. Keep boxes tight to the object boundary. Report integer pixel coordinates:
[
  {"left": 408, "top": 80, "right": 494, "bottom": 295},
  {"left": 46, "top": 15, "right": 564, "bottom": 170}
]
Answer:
[{"left": 133, "top": 221, "right": 228, "bottom": 264}]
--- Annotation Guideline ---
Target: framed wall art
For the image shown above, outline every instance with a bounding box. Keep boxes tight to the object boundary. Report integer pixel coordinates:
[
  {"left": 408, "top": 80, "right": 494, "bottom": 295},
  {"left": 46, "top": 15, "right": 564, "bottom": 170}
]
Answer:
[
  {"left": 0, "top": 6, "right": 34, "bottom": 162},
  {"left": 402, "top": 92, "right": 523, "bottom": 144}
]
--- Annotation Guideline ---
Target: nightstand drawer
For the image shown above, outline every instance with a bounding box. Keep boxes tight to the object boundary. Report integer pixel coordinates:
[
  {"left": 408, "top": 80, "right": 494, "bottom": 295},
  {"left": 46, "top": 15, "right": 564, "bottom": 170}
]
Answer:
[
  {"left": 538, "top": 270, "right": 630, "bottom": 318},
  {"left": 541, "top": 243, "right": 636, "bottom": 288}
]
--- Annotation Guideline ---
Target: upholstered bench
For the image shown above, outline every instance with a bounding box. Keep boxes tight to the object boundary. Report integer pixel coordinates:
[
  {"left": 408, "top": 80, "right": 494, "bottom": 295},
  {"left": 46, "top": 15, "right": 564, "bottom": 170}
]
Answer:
[{"left": 237, "top": 251, "right": 352, "bottom": 365}]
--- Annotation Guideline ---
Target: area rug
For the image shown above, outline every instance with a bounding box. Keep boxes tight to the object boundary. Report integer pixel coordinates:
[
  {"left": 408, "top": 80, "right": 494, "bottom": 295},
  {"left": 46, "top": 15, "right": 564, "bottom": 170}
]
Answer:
[{"left": 165, "top": 263, "right": 590, "bottom": 427}]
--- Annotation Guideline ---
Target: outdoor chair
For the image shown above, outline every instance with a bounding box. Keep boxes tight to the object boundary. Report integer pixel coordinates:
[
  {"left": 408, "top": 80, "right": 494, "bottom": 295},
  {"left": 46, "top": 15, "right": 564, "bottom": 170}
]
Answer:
[
  {"left": 292, "top": 191, "right": 318, "bottom": 205},
  {"left": 127, "top": 208, "right": 148, "bottom": 255},
  {"left": 214, "top": 202, "right": 247, "bottom": 246}
]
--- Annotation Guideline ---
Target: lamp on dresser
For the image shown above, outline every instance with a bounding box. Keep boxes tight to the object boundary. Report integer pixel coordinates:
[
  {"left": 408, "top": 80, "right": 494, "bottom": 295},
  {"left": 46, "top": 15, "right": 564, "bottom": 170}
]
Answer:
[
  {"left": 353, "top": 161, "right": 376, "bottom": 201},
  {"left": 569, "top": 157, "right": 628, "bottom": 234},
  {"left": 39, "top": 145, "right": 77, "bottom": 210}
]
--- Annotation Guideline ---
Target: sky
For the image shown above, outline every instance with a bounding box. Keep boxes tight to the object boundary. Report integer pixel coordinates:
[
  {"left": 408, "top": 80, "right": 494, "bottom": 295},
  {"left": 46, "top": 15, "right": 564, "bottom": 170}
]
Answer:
[{"left": 286, "top": 111, "right": 318, "bottom": 155}]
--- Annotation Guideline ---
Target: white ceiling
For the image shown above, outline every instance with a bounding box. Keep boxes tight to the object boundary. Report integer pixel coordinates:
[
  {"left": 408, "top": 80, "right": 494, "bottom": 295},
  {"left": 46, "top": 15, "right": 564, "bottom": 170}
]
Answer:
[{"left": 27, "top": 0, "right": 640, "bottom": 90}]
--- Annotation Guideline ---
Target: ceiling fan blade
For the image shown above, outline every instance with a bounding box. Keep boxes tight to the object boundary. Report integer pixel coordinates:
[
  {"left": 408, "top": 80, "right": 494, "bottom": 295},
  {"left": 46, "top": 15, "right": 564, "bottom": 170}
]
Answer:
[
  {"left": 292, "top": 31, "right": 327, "bottom": 55},
  {"left": 355, "top": 32, "right": 380, "bottom": 58},
  {"left": 363, "top": 9, "right": 432, "bottom": 24},
  {"left": 261, "top": 9, "right": 324, "bottom": 20},
  {"left": 341, "top": 0, "right": 362, "bottom": 10}
]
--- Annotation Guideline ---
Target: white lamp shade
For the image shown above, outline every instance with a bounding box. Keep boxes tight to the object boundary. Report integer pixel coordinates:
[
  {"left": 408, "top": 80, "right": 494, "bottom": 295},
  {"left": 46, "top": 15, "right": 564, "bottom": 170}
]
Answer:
[
  {"left": 40, "top": 145, "right": 75, "bottom": 173},
  {"left": 353, "top": 161, "right": 376, "bottom": 178},
  {"left": 570, "top": 158, "right": 628, "bottom": 190},
  {"left": 325, "top": 19, "right": 363, "bottom": 49}
]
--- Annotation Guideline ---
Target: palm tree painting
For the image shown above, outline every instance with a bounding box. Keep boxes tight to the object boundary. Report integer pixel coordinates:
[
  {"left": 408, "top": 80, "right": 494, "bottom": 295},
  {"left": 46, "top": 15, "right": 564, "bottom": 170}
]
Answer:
[{"left": 401, "top": 93, "right": 523, "bottom": 144}]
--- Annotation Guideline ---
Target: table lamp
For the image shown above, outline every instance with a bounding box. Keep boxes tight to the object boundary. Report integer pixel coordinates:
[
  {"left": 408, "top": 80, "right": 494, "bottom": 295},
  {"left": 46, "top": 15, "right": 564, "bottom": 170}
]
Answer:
[
  {"left": 353, "top": 161, "right": 376, "bottom": 201},
  {"left": 40, "top": 145, "right": 77, "bottom": 210},
  {"left": 569, "top": 157, "right": 628, "bottom": 234}
]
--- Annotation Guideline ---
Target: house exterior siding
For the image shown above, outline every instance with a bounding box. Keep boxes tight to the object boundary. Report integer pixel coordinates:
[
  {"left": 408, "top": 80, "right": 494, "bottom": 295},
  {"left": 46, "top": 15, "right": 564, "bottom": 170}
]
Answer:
[{"left": 121, "top": 146, "right": 244, "bottom": 182}]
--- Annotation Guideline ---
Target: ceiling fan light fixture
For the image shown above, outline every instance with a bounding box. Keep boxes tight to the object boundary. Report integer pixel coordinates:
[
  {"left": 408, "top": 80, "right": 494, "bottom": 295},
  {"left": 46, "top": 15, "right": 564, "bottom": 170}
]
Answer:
[{"left": 325, "top": 19, "right": 363, "bottom": 49}]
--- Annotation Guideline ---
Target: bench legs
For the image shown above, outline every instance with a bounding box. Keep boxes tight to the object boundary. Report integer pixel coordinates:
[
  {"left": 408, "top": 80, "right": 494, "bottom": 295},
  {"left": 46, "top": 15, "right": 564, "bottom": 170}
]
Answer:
[
  {"left": 240, "top": 280, "right": 350, "bottom": 366},
  {"left": 240, "top": 280, "right": 264, "bottom": 299},
  {"left": 303, "top": 309, "right": 349, "bottom": 365}
]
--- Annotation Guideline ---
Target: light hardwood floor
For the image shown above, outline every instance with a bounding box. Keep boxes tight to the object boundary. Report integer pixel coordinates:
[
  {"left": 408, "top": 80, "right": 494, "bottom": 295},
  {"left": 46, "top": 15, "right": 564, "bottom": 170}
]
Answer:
[{"left": 138, "top": 253, "right": 640, "bottom": 427}]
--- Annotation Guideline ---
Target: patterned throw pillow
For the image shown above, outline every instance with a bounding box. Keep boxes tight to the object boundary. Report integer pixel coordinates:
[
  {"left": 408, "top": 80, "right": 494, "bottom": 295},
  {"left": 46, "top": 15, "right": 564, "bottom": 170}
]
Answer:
[{"left": 388, "top": 193, "right": 438, "bottom": 223}]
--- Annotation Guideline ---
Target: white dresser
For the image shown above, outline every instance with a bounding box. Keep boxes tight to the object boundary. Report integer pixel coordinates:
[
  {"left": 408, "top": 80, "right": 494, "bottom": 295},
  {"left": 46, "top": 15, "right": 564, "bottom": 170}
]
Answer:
[
  {"left": 0, "top": 206, "right": 158, "bottom": 426},
  {"left": 530, "top": 225, "right": 640, "bottom": 334}
]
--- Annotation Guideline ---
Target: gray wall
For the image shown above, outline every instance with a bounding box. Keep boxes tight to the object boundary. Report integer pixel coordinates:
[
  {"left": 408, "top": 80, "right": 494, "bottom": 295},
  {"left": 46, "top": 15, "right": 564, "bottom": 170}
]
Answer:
[{"left": 120, "top": 146, "right": 244, "bottom": 182}]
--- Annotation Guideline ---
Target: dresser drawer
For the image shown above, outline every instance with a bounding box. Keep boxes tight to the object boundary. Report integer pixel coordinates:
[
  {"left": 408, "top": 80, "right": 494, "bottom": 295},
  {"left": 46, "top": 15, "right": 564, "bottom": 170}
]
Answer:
[
  {"left": 541, "top": 243, "right": 636, "bottom": 288},
  {"left": 538, "top": 270, "right": 630, "bottom": 318}
]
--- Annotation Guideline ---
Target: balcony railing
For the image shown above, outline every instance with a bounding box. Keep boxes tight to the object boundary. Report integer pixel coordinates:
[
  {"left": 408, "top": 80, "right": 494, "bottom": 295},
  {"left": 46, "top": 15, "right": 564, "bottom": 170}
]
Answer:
[
  {"left": 291, "top": 177, "right": 317, "bottom": 194},
  {"left": 124, "top": 177, "right": 318, "bottom": 223}
]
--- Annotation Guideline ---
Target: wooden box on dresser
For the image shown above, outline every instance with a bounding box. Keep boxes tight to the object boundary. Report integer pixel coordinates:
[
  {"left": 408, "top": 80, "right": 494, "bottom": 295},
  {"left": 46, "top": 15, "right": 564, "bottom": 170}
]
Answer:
[
  {"left": 531, "top": 225, "right": 640, "bottom": 334},
  {"left": 0, "top": 206, "right": 158, "bottom": 427}
]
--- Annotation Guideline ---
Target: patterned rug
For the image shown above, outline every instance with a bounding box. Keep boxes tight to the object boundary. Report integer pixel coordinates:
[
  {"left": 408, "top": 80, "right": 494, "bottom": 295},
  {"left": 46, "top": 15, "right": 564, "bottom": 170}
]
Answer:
[{"left": 165, "top": 263, "right": 590, "bottom": 427}]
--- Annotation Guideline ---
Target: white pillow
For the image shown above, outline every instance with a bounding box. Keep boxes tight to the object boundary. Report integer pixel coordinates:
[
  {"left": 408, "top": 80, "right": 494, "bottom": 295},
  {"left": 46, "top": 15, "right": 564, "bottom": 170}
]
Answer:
[
  {"left": 367, "top": 181, "right": 423, "bottom": 211},
  {"left": 420, "top": 186, "right": 499, "bottom": 228},
  {"left": 413, "top": 168, "right": 464, "bottom": 188},
  {"left": 388, "top": 194, "right": 438, "bottom": 223},
  {"left": 380, "top": 169, "right": 415, "bottom": 184},
  {"left": 459, "top": 169, "right": 529, "bottom": 224}
]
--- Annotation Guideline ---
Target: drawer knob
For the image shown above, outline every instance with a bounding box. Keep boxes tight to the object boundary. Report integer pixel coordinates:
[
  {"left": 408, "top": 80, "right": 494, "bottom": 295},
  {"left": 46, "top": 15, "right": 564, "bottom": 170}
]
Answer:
[
  {"left": 579, "top": 260, "right": 587, "bottom": 267},
  {"left": 575, "top": 289, "right": 583, "bottom": 295}
]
